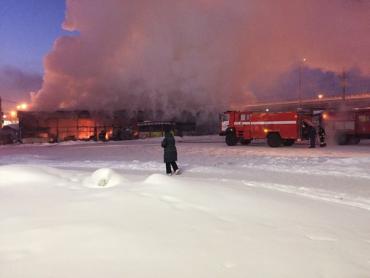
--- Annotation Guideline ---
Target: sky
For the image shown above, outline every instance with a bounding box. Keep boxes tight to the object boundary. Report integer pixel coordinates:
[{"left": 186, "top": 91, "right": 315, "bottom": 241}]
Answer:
[
  {"left": 0, "top": 0, "right": 67, "bottom": 73},
  {"left": 0, "top": 0, "right": 68, "bottom": 110},
  {"left": 1, "top": 0, "right": 369, "bottom": 115}
]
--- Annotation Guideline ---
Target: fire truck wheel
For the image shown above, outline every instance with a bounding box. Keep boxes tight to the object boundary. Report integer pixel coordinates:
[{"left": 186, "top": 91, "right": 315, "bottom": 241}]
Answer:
[
  {"left": 335, "top": 133, "right": 349, "bottom": 145},
  {"left": 240, "top": 139, "right": 251, "bottom": 145},
  {"left": 267, "top": 133, "right": 282, "bottom": 147},
  {"left": 225, "top": 133, "right": 238, "bottom": 146},
  {"left": 283, "top": 139, "right": 295, "bottom": 146}
]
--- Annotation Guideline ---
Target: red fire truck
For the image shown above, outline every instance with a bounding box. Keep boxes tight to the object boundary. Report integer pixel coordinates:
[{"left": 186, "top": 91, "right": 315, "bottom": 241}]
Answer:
[
  {"left": 324, "top": 108, "right": 370, "bottom": 145},
  {"left": 220, "top": 110, "right": 320, "bottom": 147}
]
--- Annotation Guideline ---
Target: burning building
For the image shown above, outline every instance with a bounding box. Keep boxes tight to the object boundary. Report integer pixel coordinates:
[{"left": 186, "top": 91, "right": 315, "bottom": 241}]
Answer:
[
  {"left": 17, "top": 110, "right": 197, "bottom": 143},
  {"left": 18, "top": 110, "right": 121, "bottom": 143}
]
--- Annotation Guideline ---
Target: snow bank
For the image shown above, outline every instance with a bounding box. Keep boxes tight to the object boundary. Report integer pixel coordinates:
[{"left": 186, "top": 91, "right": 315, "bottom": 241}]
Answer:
[
  {"left": 0, "top": 165, "right": 67, "bottom": 186},
  {"left": 0, "top": 165, "right": 128, "bottom": 190},
  {"left": 83, "top": 168, "right": 127, "bottom": 188},
  {"left": 0, "top": 137, "right": 370, "bottom": 277}
]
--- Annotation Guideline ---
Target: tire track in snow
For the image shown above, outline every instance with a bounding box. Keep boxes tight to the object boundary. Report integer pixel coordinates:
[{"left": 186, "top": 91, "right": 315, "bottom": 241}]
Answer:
[{"left": 241, "top": 180, "right": 370, "bottom": 211}]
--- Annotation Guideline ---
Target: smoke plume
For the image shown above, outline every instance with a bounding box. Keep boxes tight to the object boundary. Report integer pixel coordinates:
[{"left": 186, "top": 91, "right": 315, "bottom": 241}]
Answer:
[
  {"left": 252, "top": 66, "right": 370, "bottom": 101},
  {"left": 32, "top": 0, "right": 370, "bottom": 118},
  {"left": 0, "top": 66, "right": 42, "bottom": 111}
]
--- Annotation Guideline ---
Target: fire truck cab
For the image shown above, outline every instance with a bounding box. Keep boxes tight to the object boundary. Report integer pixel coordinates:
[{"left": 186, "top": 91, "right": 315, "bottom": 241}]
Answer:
[{"left": 220, "top": 110, "right": 320, "bottom": 147}]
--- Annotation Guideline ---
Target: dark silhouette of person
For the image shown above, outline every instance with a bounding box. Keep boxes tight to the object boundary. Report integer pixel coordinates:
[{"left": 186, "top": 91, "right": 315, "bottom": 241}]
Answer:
[
  {"left": 302, "top": 120, "right": 317, "bottom": 148},
  {"left": 161, "top": 126, "right": 180, "bottom": 175},
  {"left": 308, "top": 125, "right": 317, "bottom": 148},
  {"left": 318, "top": 125, "right": 327, "bottom": 147}
]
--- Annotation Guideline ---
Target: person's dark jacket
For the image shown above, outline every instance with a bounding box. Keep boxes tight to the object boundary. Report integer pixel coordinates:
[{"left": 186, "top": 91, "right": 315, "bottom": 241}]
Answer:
[
  {"left": 161, "top": 132, "right": 177, "bottom": 163},
  {"left": 308, "top": 125, "right": 317, "bottom": 138}
]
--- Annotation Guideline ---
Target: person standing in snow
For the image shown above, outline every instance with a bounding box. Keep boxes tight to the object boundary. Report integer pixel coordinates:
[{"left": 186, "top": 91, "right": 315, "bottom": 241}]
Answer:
[
  {"left": 308, "top": 124, "right": 317, "bottom": 148},
  {"left": 302, "top": 119, "right": 317, "bottom": 148},
  {"left": 161, "top": 126, "right": 180, "bottom": 176},
  {"left": 318, "top": 125, "right": 327, "bottom": 147}
]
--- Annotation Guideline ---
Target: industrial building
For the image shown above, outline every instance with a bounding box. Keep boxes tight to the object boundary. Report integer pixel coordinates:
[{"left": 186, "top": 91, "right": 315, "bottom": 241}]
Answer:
[
  {"left": 16, "top": 110, "right": 196, "bottom": 143},
  {"left": 17, "top": 110, "right": 129, "bottom": 143}
]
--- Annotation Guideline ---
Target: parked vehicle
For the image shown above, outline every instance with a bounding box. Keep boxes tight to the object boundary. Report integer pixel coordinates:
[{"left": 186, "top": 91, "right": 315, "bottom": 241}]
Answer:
[
  {"left": 0, "top": 125, "right": 19, "bottom": 144},
  {"left": 220, "top": 110, "right": 321, "bottom": 147},
  {"left": 324, "top": 108, "right": 370, "bottom": 145}
]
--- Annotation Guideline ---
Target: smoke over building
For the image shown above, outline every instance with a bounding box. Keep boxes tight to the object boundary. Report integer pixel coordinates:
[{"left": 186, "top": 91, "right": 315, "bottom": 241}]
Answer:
[{"left": 31, "top": 0, "right": 370, "bottom": 119}]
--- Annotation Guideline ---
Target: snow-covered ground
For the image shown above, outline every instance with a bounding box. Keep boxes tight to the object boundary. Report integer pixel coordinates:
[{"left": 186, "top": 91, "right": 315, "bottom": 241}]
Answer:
[{"left": 0, "top": 136, "right": 370, "bottom": 277}]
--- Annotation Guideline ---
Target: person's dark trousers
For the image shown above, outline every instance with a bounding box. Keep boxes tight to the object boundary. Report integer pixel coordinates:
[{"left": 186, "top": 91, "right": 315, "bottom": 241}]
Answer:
[
  {"left": 166, "top": 162, "right": 178, "bottom": 174},
  {"left": 309, "top": 134, "right": 316, "bottom": 148},
  {"left": 319, "top": 136, "right": 326, "bottom": 147}
]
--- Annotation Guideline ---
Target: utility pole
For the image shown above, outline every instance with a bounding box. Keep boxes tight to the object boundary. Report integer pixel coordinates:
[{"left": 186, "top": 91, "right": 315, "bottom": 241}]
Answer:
[
  {"left": 341, "top": 70, "right": 347, "bottom": 102},
  {"left": 298, "top": 58, "right": 306, "bottom": 109},
  {"left": 298, "top": 66, "right": 302, "bottom": 108}
]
